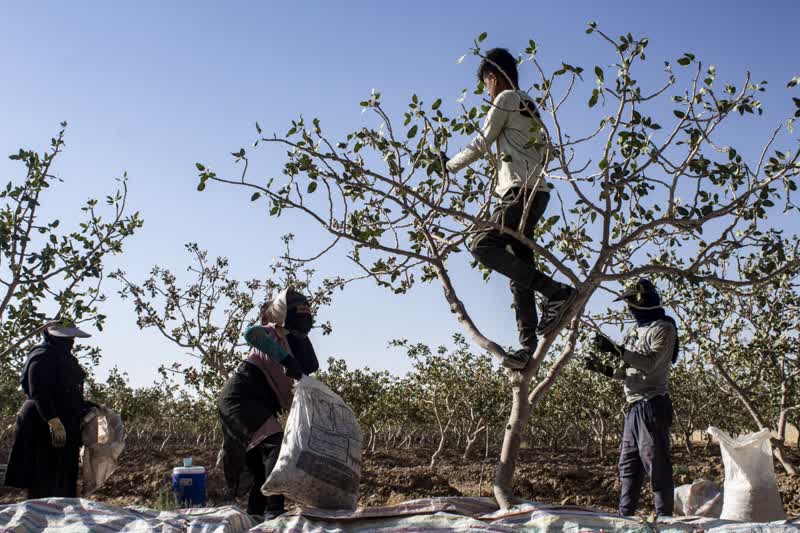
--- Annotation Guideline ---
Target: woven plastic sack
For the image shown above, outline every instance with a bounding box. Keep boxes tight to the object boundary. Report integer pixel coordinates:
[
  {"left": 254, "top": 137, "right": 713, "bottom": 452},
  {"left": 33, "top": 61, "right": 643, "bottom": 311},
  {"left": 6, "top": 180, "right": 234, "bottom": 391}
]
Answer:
[
  {"left": 81, "top": 406, "right": 125, "bottom": 495},
  {"left": 674, "top": 479, "right": 723, "bottom": 517},
  {"left": 707, "top": 427, "right": 785, "bottom": 522},
  {"left": 262, "top": 376, "right": 362, "bottom": 509}
]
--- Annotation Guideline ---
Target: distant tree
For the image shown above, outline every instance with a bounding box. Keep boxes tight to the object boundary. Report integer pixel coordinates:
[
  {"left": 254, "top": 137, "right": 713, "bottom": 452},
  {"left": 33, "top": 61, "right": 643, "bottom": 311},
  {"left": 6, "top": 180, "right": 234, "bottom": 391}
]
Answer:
[
  {"left": 392, "top": 335, "right": 509, "bottom": 466},
  {"left": 679, "top": 274, "right": 800, "bottom": 474},
  {"left": 0, "top": 124, "right": 142, "bottom": 415},
  {"left": 113, "top": 234, "right": 350, "bottom": 397},
  {"left": 198, "top": 26, "right": 800, "bottom": 505}
]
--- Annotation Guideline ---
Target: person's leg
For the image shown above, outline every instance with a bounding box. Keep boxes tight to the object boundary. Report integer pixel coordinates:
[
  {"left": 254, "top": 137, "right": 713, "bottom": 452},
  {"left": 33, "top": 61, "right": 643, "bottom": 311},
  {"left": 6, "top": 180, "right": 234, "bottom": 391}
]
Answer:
[
  {"left": 245, "top": 446, "right": 269, "bottom": 516},
  {"left": 470, "top": 190, "right": 564, "bottom": 299},
  {"left": 618, "top": 404, "right": 646, "bottom": 516},
  {"left": 63, "top": 444, "right": 81, "bottom": 498},
  {"left": 260, "top": 433, "right": 286, "bottom": 517},
  {"left": 641, "top": 396, "right": 674, "bottom": 516},
  {"left": 508, "top": 191, "right": 552, "bottom": 350}
]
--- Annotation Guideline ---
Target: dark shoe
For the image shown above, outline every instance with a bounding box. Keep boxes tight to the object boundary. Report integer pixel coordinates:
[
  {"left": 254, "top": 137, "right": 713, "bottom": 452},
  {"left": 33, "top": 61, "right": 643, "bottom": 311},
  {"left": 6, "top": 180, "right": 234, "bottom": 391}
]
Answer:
[
  {"left": 502, "top": 348, "right": 532, "bottom": 371},
  {"left": 537, "top": 287, "right": 577, "bottom": 336}
]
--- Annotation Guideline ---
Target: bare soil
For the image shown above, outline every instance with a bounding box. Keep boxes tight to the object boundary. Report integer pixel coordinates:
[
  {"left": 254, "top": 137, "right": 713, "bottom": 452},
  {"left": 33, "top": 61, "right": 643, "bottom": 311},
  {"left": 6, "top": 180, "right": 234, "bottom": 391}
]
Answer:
[{"left": 2, "top": 441, "right": 799, "bottom": 517}]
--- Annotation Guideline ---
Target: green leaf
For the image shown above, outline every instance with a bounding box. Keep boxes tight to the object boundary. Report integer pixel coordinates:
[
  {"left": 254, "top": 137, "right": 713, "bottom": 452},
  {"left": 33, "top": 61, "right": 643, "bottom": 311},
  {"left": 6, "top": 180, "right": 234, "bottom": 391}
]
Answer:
[
  {"left": 307, "top": 181, "right": 318, "bottom": 194},
  {"left": 788, "top": 76, "right": 800, "bottom": 88},
  {"left": 255, "top": 122, "right": 262, "bottom": 134},
  {"left": 599, "top": 158, "right": 608, "bottom": 170},
  {"left": 432, "top": 98, "right": 442, "bottom": 110},
  {"left": 589, "top": 89, "right": 599, "bottom": 108},
  {"left": 195, "top": 162, "right": 205, "bottom": 171},
  {"left": 673, "top": 110, "right": 686, "bottom": 119},
  {"left": 197, "top": 182, "right": 206, "bottom": 192},
  {"left": 250, "top": 192, "right": 261, "bottom": 202},
  {"left": 478, "top": 32, "right": 488, "bottom": 43},
  {"left": 407, "top": 125, "right": 418, "bottom": 138},
  {"left": 594, "top": 66, "right": 604, "bottom": 83}
]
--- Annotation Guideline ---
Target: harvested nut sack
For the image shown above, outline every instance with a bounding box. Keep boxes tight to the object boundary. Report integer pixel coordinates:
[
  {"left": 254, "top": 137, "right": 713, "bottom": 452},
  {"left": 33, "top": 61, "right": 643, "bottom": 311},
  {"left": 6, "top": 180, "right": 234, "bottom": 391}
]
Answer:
[
  {"left": 81, "top": 406, "right": 125, "bottom": 495},
  {"left": 707, "top": 427, "right": 785, "bottom": 522},
  {"left": 262, "top": 376, "right": 362, "bottom": 510}
]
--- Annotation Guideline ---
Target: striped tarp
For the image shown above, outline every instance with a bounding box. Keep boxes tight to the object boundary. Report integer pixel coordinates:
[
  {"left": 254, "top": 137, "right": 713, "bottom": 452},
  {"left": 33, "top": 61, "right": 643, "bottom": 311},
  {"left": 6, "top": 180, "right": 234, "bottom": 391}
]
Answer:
[
  {"left": 1, "top": 496, "right": 798, "bottom": 532},
  {"left": 0, "top": 498, "right": 256, "bottom": 532},
  {"left": 253, "top": 497, "right": 800, "bottom": 533}
]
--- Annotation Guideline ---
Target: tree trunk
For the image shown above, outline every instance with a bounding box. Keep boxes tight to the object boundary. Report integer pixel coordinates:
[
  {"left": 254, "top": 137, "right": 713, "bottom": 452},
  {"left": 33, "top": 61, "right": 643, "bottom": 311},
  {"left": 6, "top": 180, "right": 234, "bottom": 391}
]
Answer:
[
  {"left": 494, "top": 315, "right": 582, "bottom": 508},
  {"left": 464, "top": 424, "right": 485, "bottom": 461},
  {"left": 599, "top": 418, "right": 606, "bottom": 460},
  {"left": 684, "top": 430, "right": 694, "bottom": 458},
  {"left": 493, "top": 373, "right": 532, "bottom": 509}
]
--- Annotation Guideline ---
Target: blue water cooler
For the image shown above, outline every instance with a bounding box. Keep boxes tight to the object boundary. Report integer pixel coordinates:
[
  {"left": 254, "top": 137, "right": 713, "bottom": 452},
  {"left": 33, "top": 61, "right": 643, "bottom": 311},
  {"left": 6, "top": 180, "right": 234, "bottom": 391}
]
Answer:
[{"left": 172, "top": 459, "right": 206, "bottom": 507}]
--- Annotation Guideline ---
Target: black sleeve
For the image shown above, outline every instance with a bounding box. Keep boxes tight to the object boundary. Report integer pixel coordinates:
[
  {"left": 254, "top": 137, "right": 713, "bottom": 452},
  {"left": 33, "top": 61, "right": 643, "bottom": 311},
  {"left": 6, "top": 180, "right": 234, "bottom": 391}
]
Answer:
[
  {"left": 287, "top": 335, "right": 319, "bottom": 375},
  {"left": 27, "top": 356, "right": 58, "bottom": 422}
]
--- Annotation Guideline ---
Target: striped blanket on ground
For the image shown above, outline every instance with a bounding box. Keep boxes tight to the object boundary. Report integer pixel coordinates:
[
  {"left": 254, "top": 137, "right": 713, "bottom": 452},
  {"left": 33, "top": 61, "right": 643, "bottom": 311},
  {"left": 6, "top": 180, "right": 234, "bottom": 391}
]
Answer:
[
  {"left": 255, "top": 497, "right": 800, "bottom": 532},
  {"left": 0, "top": 498, "right": 256, "bottom": 532},
  {"left": 1, "top": 497, "right": 798, "bottom": 532}
]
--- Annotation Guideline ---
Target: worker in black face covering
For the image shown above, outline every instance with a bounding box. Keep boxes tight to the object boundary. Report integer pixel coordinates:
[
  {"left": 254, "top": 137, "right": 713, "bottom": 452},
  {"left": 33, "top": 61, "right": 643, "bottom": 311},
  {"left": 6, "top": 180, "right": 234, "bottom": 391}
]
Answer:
[
  {"left": 218, "top": 287, "right": 319, "bottom": 520},
  {"left": 5, "top": 320, "right": 96, "bottom": 498},
  {"left": 584, "top": 278, "right": 678, "bottom": 517},
  {"left": 283, "top": 289, "right": 319, "bottom": 375}
]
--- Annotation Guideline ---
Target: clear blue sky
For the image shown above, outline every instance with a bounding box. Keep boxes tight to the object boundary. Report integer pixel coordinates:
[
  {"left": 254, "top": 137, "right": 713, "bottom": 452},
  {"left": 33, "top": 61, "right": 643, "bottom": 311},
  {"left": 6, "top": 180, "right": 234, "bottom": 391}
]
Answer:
[{"left": 1, "top": 1, "right": 798, "bottom": 386}]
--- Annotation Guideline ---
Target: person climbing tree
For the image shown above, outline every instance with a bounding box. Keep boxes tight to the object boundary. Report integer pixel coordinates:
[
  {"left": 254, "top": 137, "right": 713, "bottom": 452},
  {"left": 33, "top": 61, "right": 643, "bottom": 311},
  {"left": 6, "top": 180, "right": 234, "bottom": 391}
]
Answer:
[
  {"left": 585, "top": 278, "right": 678, "bottom": 517},
  {"left": 217, "top": 287, "right": 319, "bottom": 520},
  {"left": 441, "top": 47, "right": 576, "bottom": 371},
  {"left": 5, "top": 321, "right": 97, "bottom": 498}
]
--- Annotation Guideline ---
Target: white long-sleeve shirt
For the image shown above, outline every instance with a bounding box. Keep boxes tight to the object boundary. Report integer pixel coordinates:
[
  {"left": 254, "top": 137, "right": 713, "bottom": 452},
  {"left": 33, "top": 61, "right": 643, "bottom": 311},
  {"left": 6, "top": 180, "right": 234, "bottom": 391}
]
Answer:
[{"left": 446, "top": 89, "right": 551, "bottom": 197}]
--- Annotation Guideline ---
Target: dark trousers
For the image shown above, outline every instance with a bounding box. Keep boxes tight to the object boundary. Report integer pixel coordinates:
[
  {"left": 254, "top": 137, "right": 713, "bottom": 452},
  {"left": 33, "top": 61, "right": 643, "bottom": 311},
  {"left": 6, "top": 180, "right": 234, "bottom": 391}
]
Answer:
[
  {"left": 469, "top": 188, "right": 560, "bottom": 349},
  {"left": 26, "top": 443, "right": 80, "bottom": 499},
  {"left": 245, "top": 433, "right": 285, "bottom": 516},
  {"left": 618, "top": 395, "right": 674, "bottom": 516}
]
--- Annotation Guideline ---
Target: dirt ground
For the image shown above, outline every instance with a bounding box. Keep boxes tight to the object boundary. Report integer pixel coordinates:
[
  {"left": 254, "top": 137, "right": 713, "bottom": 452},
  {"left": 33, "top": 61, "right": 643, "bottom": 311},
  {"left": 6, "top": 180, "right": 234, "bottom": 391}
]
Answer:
[{"left": 2, "top": 440, "right": 799, "bottom": 517}]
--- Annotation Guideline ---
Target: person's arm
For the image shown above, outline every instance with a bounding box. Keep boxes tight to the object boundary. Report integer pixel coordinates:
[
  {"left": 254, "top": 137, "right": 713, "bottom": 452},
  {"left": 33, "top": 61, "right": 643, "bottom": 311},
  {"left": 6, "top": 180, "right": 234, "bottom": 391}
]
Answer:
[
  {"left": 27, "top": 356, "right": 58, "bottom": 422},
  {"left": 243, "top": 325, "right": 290, "bottom": 363},
  {"left": 446, "top": 91, "right": 513, "bottom": 173},
  {"left": 621, "top": 323, "right": 676, "bottom": 374},
  {"left": 288, "top": 334, "right": 319, "bottom": 374}
]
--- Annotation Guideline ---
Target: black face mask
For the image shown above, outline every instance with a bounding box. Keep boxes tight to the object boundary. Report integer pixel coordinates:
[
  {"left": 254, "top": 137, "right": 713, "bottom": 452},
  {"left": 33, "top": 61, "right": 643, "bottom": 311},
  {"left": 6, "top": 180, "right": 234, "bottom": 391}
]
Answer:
[
  {"left": 44, "top": 332, "right": 75, "bottom": 352},
  {"left": 285, "top": 309, "right": 313, "bottom": 337}
]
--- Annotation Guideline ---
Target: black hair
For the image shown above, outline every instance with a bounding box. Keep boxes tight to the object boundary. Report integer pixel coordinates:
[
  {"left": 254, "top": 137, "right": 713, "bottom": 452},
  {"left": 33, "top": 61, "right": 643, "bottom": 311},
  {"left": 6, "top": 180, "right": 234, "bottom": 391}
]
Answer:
[{"left": 477, "top": 48, "right": 518, "bottom": 89}]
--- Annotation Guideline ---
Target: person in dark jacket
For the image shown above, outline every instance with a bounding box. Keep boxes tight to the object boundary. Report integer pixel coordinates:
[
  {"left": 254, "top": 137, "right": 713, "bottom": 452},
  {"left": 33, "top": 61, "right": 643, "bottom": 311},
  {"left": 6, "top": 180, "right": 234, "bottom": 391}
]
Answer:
[
  {"left": 584, "top": 279, "right": 678, "bottom": 517},
  {"left": 218, "top": 288, "right": 319, "bottom": 519},
  {"left": 5, "top": 321, "right": 95, "bottom": 499}
]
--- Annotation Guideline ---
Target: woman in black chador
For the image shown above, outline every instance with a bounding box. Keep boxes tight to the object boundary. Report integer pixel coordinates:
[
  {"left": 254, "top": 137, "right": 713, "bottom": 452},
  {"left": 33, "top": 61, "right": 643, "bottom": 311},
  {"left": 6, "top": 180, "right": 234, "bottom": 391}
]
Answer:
[{"left": 5, "top": 321, "right": 96, "bottom": 498}]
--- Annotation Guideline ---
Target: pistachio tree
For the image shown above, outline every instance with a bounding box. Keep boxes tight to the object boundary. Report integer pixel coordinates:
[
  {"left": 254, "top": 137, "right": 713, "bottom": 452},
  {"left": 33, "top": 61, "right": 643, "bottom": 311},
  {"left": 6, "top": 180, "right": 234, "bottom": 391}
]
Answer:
[
  {"left": 197, "top": 26, "right": 800, "bottom": 506},
  {"left": 393, "top": 335, "right": 509, "bottom": 466},
  {"left": 678, "top": 274, "right": 800, "bottom": 473},
  {"left": 0, "top": 125, "right": 142, "bottom": 414},
  {"left": 316, "top": 357, "right": 404, "bottom": 451},
  {"left": 113, "top": 234, "right": 347, "bottom": 397}
]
